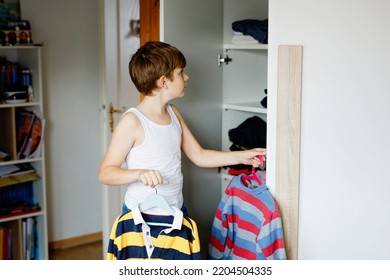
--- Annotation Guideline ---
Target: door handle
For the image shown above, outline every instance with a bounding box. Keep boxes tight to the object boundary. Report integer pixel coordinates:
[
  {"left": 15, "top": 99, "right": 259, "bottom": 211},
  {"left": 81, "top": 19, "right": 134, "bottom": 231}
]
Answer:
[{"left": 108, "top": 102, "right": 125, "bottom": 133}]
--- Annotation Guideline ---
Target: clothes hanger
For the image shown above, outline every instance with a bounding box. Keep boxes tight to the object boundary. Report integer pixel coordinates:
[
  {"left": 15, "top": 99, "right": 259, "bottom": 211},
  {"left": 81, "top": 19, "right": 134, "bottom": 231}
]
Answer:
[
  {"left": 241, "top": 155, "right": 264, "bottom": 186},
  {"left": 139, "top": 187, "right": 175, "bottom": 216}
]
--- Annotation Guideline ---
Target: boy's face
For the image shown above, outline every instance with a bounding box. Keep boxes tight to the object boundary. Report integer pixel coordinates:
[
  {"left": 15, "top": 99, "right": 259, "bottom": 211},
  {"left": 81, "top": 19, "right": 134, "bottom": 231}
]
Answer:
[{"left": 166, "top": 67, "right": 189, "bottom": 98}]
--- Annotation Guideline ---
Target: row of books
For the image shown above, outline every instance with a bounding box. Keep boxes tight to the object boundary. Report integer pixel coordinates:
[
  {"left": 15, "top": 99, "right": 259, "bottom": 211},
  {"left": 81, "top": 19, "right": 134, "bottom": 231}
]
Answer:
[
  {"left": 0, "top": 217, "right": 39, "bottom": 260},
  {"left": 0, "top": 181, "right": 41, "bottom": 217}
]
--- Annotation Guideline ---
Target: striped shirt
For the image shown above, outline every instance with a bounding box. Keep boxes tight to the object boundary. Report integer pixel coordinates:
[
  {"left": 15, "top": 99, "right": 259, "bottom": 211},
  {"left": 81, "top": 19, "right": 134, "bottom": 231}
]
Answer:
[
  {"left": 107, "top": 206, "right": 201, "bottom": 260},
  {"left": 208, "top": 174, "right": 286, "bottom": 260}
]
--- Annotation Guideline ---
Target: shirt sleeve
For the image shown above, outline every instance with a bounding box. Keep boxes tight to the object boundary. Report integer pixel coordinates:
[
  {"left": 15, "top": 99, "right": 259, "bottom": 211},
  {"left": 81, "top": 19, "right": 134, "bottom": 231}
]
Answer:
[
  {"left": 208, "top": 190, "right": 229, "bottom": 260},
  {"left": 257, "top": 210, "right": 287, "bottom": 260}
]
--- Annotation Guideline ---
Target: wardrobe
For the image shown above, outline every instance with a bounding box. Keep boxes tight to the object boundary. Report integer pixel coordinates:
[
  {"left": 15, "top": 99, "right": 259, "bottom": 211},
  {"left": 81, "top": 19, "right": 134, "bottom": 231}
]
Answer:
[
  {"left": 159, "top": 0, "right": 270, "bottom": 257},
  {"left": 103, "top": 0, "right": 390, "bottom": 260}
]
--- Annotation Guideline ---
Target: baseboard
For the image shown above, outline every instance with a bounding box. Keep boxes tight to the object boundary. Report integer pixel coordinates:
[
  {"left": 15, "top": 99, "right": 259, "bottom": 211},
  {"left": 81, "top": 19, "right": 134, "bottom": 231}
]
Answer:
[{"left": 49, "top": 232, "right": 102, "bottom": 250}]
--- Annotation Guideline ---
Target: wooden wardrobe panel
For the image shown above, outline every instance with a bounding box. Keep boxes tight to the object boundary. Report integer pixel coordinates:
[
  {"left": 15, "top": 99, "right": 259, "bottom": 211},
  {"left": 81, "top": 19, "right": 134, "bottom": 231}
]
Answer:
[{"left": 275, "top": 45, "right": 303, "bottom": 260}]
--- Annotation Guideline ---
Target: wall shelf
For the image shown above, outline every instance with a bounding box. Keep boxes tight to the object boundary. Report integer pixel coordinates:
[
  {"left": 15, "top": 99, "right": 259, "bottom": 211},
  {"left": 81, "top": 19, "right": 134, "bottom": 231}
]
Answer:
[
  {"left": 224, "top": 44, "right": 268, "bottom": 50},
  {"left": 223, "top": 102, "right": 267, "bottom": 114}
]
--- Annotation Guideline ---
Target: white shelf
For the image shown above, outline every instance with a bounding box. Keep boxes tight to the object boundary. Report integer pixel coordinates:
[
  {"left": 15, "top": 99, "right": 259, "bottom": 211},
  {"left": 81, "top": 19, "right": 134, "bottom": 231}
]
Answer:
[
  {"left": 0, "top": 157, "right": 42, "bottom": 167},
  {"left": 224, "top": 44, "right": 268, "bottom": 50},
  {"left": 0, "top": 210, "right": 45, "bottom": 223},
  {"left": 0, "top": 44, "right": 43, "bottom": 50},
  {"left": 223, "top": 102, "right": 267, "bottom": 114},
  {"left": 0, "top": 102, "right": 40, "bottom": 108}
]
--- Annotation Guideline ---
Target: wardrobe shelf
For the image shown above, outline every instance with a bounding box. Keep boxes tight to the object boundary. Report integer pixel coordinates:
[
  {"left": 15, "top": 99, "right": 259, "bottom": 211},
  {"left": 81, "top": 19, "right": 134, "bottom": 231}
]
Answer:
[
  {"left": 223, "top": 102, "right": 267, "bottom": 114},
  {"left": 224, "top": 44, "right": 268, "bottom": 50}
]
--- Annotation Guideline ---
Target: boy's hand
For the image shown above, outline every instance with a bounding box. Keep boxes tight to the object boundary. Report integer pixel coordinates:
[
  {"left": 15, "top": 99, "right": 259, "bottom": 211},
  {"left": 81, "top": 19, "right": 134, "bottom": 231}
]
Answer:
[
  {"left": 240, "top": 148, "right": 266, "bottom": 167},
  {"left": 138, "top": 170, "right": 168, "bottom": 187}
]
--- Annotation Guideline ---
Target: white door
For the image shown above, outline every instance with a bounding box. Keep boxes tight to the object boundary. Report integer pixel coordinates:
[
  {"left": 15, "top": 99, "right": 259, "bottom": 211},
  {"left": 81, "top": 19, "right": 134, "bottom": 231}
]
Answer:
[{"left": 100, "top": 0, "right": 140, "bottom": 256}]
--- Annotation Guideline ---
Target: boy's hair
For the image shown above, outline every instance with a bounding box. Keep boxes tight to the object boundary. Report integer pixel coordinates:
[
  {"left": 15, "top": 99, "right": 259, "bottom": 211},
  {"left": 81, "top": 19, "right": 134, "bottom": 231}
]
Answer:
[{"left": 129, "top": 41, "right": 187, "bottom": 95}]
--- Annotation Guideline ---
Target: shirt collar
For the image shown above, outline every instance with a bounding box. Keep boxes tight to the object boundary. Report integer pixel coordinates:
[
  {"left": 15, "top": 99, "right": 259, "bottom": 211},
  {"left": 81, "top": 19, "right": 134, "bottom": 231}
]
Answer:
[{"left": 132, "top": 205, "right": 183, "bottom": 231}]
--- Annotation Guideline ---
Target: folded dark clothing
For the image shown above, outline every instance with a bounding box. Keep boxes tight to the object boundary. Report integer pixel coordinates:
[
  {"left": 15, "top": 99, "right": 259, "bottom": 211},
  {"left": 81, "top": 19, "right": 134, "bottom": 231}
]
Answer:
[
  {"left": 232, "top": 19, "right": 268, "bottom": 44},
  {"left": 261, "top": 96, "right": 267, "bottom": 108},
  {"left": 229, "top": 116, "right": 267, "bottom": 149},
  {"left": 261, "top": 89, "right": 267, "bottom": 108}
]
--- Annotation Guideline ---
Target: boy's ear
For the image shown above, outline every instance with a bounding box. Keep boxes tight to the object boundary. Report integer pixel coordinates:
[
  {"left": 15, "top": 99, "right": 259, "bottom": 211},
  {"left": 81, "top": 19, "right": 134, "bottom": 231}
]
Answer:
[{"left": 156, "top": 75, "right": 168, "bottom": 89}]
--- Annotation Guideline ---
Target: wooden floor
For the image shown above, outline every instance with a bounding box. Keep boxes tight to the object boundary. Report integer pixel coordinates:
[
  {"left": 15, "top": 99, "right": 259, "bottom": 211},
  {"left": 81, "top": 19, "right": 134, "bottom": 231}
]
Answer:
[{"left": 49, "top": 240, "right": 104, "bottom": 260}]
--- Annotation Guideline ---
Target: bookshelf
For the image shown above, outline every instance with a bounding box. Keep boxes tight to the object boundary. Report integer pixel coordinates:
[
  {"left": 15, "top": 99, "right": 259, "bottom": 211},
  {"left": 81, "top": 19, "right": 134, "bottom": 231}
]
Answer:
[{"left": 0, "top": 45, "right": 48, "bottom": 260}]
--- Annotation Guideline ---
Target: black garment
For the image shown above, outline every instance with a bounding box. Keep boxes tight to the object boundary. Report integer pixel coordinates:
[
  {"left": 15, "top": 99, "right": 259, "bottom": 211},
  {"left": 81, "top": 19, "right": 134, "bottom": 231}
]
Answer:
[
  {"left": 261, "top": 89, "right": 267, "bottom": 108},
  {"left": 229, "top": 116, "right": 267, "bottom": 150},
  {"left": 232, "top": 19, "right": 268, "bottom": 44}
]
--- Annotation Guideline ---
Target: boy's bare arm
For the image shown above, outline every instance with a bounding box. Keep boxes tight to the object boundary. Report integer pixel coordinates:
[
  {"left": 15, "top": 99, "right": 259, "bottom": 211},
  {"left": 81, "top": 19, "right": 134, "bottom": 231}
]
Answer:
[
  {"left": 98, "top": 113, "right": 142, "bottom": 185},
  {"left": 171, "top": 105, "right": 266, "bottom": 168}
]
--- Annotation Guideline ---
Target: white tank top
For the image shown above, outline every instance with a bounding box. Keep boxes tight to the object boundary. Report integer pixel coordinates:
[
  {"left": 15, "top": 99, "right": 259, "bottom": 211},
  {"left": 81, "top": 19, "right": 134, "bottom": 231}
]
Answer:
[{"left": 123, "top": 104, "right": 183, "bottom": 215}]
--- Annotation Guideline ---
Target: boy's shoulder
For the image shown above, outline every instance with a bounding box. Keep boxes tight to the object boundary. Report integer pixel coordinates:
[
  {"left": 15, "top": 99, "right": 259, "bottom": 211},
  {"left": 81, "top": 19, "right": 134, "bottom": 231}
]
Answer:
[{"left": 119, "top": 109, "right": 142, "bottom": 128}]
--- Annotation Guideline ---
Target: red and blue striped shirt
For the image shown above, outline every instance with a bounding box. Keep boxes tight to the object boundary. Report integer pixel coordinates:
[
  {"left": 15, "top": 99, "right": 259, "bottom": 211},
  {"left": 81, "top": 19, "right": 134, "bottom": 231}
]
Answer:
[{"left": 208, "top": 174, "right": 286, "bottom": 260}]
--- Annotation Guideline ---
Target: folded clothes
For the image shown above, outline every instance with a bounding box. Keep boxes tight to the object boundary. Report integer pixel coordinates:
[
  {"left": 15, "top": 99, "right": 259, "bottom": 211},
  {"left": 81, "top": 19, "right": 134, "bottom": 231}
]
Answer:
[
  {"left": 229, "top": 116, "right": 267, "bottom": 150},
  {"left": 231, "top": 34, "right": 259, "bottom": 44},
  {"left": 232, "top": 19, "right": 268, "bottom": 44}
]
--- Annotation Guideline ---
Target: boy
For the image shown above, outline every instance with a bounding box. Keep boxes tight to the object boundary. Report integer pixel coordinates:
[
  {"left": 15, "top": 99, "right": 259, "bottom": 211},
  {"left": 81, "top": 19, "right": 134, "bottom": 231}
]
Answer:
[{"left": 98, "top": 41, "right": 265, "bottom": 215}]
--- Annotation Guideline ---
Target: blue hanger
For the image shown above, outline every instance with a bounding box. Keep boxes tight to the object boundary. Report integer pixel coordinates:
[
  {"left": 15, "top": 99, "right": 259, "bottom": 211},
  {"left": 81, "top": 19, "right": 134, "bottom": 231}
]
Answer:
[{"left": 139, "top": 187, "right": 175, "bottom": 215}]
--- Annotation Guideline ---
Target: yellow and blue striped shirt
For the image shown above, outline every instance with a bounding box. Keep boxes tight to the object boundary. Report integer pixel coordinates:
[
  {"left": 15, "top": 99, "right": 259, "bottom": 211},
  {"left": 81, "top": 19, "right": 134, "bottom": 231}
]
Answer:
[{"left": 107, "top": 207, "right": 201, "bottom": 260}]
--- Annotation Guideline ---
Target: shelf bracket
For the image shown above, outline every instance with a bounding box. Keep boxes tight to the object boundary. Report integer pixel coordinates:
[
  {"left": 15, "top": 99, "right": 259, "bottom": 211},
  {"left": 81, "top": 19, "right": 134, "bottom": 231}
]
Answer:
[{"left": 218, "top": 54, "right": 232, "bottom": 66}]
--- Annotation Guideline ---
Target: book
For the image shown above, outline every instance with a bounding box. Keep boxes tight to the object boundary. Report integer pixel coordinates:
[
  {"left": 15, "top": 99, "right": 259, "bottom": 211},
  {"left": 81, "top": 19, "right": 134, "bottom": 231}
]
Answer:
[
  {"left": 22, "top": 219, "right": 26, "bottom": 259},
  {"left": 16, "top": 109, "right": 35, "bottom": 159},
  {"left": 0, "top": 163, "right": 38, "bottom": 187},
  {"left": 27, "top": 110, "right": 45, "bottom": 159},
  {"left": 0, "top": 163, "right": 35, "bottom": 178},
  {"left": 0, "top": 164, "right": 20, "bottom": 177},
  {"left": 25, "top": 217, "right": 33, "bottom": 260},
  {"left": 1, "top": 227, "right": 12, "bottom": 260},
  {"left": 0, "top": 227, "right": 3, "bottom": 259},
  {"left": 15, "top": 109, "right": 45, "bottom": 159},
  {"left": 0, "top": 151, "right": 11, "bottom": 162}
]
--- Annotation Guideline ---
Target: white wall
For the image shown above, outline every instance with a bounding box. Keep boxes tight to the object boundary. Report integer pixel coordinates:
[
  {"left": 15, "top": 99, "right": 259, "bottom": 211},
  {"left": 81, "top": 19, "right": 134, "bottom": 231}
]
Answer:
[
  {"left": 20, "top": 0, "right": 102, "bottom": 243},
  {"left": 268, "top": 0, "right": 390, "bottom": 259}
]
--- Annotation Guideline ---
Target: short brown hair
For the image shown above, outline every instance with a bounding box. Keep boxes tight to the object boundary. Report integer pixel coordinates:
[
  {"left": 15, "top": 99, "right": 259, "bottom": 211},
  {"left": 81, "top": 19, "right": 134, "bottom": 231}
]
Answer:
[{"left": 129, "top": 41, "right": 186, "bottom": 95}]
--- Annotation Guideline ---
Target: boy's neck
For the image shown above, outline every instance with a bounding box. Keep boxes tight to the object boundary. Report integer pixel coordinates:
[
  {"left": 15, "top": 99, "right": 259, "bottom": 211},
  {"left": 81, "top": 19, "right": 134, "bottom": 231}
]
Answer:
[{"left": 137, "top": 98, "right": 171, "bottom": 124}]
